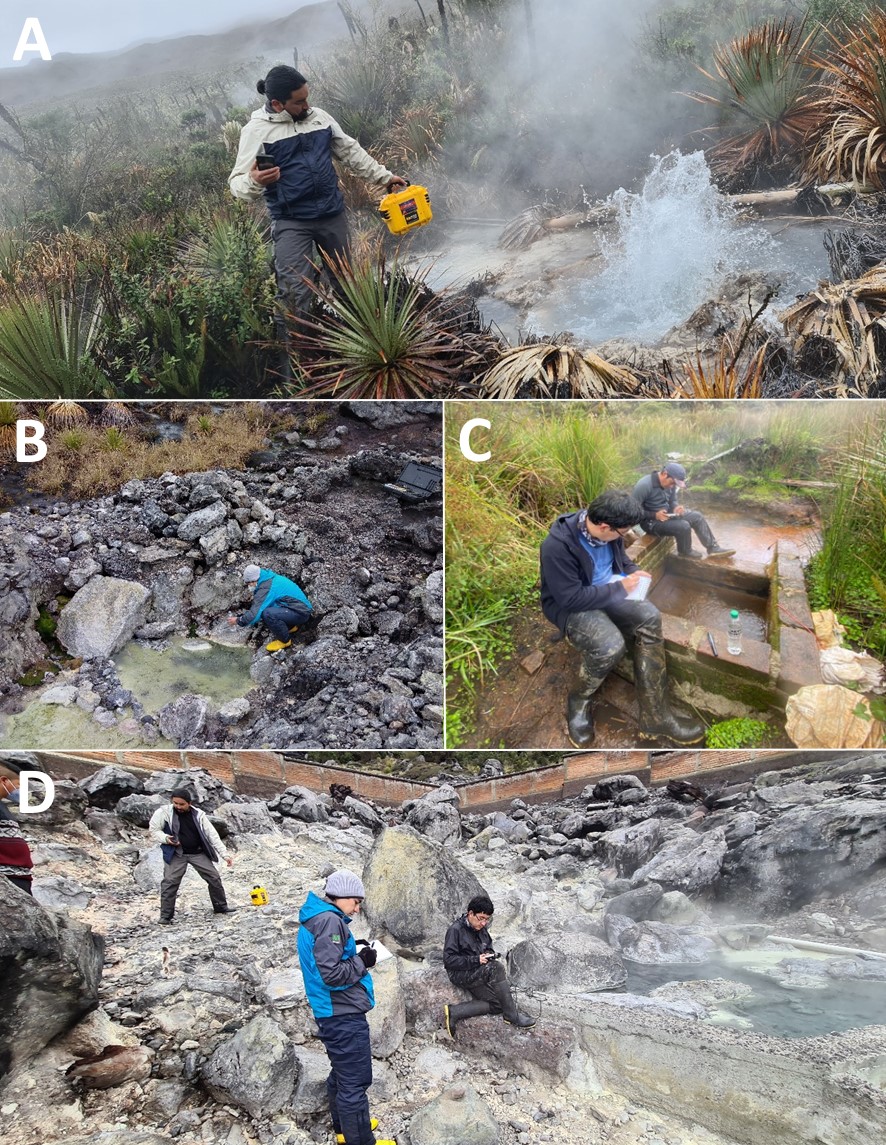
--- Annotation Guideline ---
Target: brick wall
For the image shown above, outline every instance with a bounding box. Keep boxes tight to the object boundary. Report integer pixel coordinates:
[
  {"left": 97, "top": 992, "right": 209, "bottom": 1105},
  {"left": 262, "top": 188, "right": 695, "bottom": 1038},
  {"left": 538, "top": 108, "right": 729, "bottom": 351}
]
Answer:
[{"left": 40, "top": 748, "right": 812, "bottom": 814}]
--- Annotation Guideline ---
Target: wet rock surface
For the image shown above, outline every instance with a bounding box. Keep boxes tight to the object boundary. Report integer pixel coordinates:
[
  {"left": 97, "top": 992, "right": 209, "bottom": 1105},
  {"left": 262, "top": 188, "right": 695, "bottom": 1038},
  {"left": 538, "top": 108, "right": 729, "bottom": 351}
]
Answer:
[
  {"left": 0, "top": 404, "right": 443, "bottom": 750},
  {"left": 2, "top": 754, "right": 885, "bottom": 1145}
]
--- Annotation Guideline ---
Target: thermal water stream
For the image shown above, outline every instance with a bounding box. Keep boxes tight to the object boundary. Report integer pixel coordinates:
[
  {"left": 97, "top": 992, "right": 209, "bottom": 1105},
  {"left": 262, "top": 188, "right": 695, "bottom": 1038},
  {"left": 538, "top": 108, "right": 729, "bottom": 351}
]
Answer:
[{"left": 626, "top": 950, "right": 886, "bottom": 1038}]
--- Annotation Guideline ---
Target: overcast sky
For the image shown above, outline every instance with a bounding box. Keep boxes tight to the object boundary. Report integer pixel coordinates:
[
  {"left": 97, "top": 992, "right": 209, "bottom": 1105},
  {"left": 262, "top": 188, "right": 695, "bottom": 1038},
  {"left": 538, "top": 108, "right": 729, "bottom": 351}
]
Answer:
[{"left": 6, "top": 1, "right": 307, "bottom": 59}]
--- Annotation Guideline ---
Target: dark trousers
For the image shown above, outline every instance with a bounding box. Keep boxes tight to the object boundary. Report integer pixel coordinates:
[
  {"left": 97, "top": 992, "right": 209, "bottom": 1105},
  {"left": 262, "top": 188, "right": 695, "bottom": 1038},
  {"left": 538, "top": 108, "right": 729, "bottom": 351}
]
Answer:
[
  {"left": 448, "top": 959, "right": 510, "bottom": 1012},
  {"left": 272, "top": 213, "right": 350, "bottom": 325},
  {"left": 4, "top": 874, "right": 33, "bottom": 895},
  {"left": 565, "top": 598, "right": 662, "bottom": 691},
  {"left": 645, "top": 510, "right": 716, "bottom": 554},
  {"left": 262, "top": 604, "right": 312, "bottom": 642},
  {"left": 159, "top": 851, "right": 227, "bottom": 918},
  {"left": 316, "top": 1012, "right": 374, "bottom": 1145}
]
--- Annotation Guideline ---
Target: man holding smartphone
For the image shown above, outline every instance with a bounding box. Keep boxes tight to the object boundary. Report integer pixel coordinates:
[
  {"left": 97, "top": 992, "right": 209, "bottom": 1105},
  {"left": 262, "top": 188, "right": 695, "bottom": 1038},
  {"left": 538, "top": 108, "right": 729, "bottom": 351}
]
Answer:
[
  {"left": 540, "top": 490, "right": 704, "bottom": 748},
  {"left": 633, "top": 463, "right": 735, "bottom": 559},
  {"left": 147, "top": 789, "right": 236, "bottom": 924},
  {"left": 228, "top": 64, "right": 407, "bottom": 352}
]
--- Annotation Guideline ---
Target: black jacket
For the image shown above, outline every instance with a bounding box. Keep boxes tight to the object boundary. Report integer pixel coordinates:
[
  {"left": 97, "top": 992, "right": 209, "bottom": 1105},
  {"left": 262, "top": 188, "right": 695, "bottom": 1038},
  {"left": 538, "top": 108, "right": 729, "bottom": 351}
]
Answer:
[
  {"left": 539, "top": 510, "right": 639, "bottom": 635},
  {"left": 443, "top": 914, "right": 494, "bottom": 978},
  {"left": 632, "top": 472, "right": 677, "bottom": 527}
]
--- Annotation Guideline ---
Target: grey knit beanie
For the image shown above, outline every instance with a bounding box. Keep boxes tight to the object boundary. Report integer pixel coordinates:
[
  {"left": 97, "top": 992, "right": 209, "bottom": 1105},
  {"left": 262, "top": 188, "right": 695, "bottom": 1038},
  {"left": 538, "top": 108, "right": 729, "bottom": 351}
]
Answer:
[
  {"left": 243, "top": 564, "right": 261, "bottom": 582},
  {"left": 325, "top": 870, "right": 365, "bottom": 899}
]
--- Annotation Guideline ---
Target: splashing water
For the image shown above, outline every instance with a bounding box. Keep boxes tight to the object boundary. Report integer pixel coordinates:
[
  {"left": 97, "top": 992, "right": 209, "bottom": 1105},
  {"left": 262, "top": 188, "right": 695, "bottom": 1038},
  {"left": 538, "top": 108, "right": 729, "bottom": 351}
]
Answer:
[{"left": 529, "top": 150, "right": 775, "bottom": 344}]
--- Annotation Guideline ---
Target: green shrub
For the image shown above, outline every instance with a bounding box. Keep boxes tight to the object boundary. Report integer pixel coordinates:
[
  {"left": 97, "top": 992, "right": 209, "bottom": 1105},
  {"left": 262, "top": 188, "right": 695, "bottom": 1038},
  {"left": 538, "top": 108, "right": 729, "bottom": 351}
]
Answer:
[{"left": 706, "top": 717, "right": 773, "bottom": 748}]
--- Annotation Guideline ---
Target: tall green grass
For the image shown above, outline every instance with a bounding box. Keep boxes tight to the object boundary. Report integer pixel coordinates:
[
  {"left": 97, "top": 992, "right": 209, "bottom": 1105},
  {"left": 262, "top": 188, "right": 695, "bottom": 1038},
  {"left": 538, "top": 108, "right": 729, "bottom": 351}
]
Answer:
[{"left": 808, "top": 414, "right": 886, "bottom": 656}]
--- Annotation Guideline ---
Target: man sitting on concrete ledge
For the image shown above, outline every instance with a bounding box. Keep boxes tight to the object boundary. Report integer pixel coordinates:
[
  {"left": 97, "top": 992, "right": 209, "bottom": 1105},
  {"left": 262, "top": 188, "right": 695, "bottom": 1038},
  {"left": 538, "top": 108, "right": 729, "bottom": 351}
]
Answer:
[
  {"left": 632, "top": 462, "right": 735, "bottom": 560},
  {"left": 443, "top": 895, "right": 535, "bottom": 1036}
]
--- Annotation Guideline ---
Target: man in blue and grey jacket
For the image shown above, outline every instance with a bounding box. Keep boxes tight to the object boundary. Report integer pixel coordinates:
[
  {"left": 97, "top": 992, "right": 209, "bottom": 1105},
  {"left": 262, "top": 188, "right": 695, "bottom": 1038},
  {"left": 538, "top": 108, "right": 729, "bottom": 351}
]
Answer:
[
  {"left": 297, "top": 871, "right": 394, "bottom": 1145},
  {"left": 227, "top": 564, "right": 312, "bottom": 652}
]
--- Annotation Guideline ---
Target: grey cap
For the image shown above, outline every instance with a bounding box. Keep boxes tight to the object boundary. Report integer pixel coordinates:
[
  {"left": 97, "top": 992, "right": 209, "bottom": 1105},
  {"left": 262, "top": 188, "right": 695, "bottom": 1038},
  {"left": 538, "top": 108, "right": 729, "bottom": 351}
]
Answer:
[
  {"left": 663, "top": 462, "right": 687, "bottom": 488},
  {"left": 325, "top": 870, "right": 365, "bottom": 899},
  {"left": 242, "top": 564, "right": 261, "bottom": 582}
]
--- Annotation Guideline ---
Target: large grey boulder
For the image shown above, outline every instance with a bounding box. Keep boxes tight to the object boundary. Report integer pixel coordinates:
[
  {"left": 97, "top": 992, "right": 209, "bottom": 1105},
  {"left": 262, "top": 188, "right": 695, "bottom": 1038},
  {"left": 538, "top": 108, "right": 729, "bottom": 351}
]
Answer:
[
  {"left": 718, "top": 797, "right": 886, "bottom": 912},
  {"left": 365, "top": 954, "right": 407, "bottom": 1059},
  {"left": 363, "top": 826, "right": 485, "bottom": 949},
  {"left": 157, "top": 694, "right": 212, "bottom": 745},
  {"left": 508, "top": 934, "right": 626, "bottom": 993},
  {"left": 176, "top": 502, "right": 227, "bottom": 542},
  {"left": 56, "top": 576, "right": 151, "bottom": 658},
  {"left": 215, "top": 801, "right": 277, "bottom": 835},
  {"left": 79, "top": 766, "right": 145, "bottom": 810},
  {"left": 0, "top": 876, "right": 104, "bottom": 1075},
  {"left": 631, "top": 827, "right": 728, "bottom": 893},
  {"left": 200, "top": 1013, "right": 298, "bottom": 1118},
  {"left": 409, "top": 1085, "right": 500, "bottom": 1145},
  {"left": 404, "top": 784, "right": 461, "bottom": 846},
  {"left": 143, "top": 767, "right": 236, "bottom": 811},
  {"left": 31, "top": 780, "right": 88, "bottom": 827},
  {"left": 597, "top": 818, "right": 663, "bottom": 875},
  {"left": 32, "top": 876, "right": 94, "bottom": 911},
  {"left": 604, "top": 915, "right": 717, "bottom": 964},
  {"left": 268, "top": 785, "right": 329, "bottom": 823}
]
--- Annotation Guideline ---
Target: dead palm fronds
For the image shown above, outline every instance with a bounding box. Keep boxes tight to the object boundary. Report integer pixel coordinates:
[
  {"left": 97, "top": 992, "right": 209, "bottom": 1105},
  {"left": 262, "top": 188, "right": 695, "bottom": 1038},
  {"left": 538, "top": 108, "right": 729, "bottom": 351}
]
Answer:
[
  {"left": 781, "top": 266, "right": 886, "bottom": 394},
  {"left": 498, "top": 204, "right": 560, "bottom": 250},
  {"left": 667, "top": 339, "right": 768, "bottom": 399},
  {"left": 807, "top": 13, "right": 886, "bottom": 190},
  {"left": 477, "top": 343, "right": 641, "bottom": 398},
  {"left": 688, "top": 18, "right": 820, "bottom": 185}
]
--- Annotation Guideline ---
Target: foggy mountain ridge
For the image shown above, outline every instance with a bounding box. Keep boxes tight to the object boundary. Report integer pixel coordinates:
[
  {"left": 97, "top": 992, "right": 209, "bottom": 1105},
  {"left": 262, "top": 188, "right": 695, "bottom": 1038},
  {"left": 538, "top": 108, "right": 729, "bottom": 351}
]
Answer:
[{"left": 0, "top": 0, "right": 393, "bottom": 110}]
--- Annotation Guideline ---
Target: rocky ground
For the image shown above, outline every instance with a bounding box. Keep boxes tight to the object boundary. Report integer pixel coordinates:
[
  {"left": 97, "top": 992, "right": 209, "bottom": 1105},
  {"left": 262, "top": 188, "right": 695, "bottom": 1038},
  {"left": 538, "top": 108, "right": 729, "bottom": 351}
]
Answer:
[
  {"left": 0, "top": 402, "right": 443, "bottom": 750},
  {"left": 2, "top": 752, "right": 886, "bottom": 1145}
]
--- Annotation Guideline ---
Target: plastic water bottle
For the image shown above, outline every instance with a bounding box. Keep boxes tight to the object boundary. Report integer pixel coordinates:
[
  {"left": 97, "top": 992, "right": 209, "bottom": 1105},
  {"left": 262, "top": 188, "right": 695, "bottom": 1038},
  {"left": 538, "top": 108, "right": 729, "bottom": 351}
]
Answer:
[{"left": 727, "top": 609, "right": 742, "bottom": 656}]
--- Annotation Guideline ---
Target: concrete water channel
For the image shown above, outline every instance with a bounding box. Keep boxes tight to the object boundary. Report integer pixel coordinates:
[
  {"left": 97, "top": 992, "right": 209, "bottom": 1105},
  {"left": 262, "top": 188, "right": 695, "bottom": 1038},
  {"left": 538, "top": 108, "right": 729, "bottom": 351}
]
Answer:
[{"left": 459, "top": 506, "right": 821, "bottom": 749}]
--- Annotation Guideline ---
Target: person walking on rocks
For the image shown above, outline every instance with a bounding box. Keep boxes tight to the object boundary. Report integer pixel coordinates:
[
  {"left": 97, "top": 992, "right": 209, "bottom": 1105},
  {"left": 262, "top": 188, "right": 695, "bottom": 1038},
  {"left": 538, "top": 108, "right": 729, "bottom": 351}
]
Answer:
[
  {"left": 228, "top": 64, "right": 407, "bottom": 348},
  {"left": 0, "top": 763, "right": 33, "bottom": 895},
  {"left": 443, "top": 894, "right": 535, "bottom": 1037},
  {"left": 297, "top": 871, "right": 395, "bottom": 1145},
  {"left": 632, "top": 463, "right": 735, "bottom": 559},
  {"left": 540, "top": 490, "right": 704, "bottom": 748},
  {"left": 148, "top": 789, "right": 237, "bottom": 924},
  {"left": 227, "top": 563, "right": 313, "bottom": 653}
]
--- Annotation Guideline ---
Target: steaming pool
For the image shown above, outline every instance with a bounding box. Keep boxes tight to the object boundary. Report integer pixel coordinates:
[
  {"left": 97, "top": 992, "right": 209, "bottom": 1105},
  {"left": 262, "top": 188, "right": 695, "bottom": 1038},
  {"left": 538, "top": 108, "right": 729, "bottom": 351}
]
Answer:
[{"left": 422, "top": 151, "right": 834, "bottom": 346}]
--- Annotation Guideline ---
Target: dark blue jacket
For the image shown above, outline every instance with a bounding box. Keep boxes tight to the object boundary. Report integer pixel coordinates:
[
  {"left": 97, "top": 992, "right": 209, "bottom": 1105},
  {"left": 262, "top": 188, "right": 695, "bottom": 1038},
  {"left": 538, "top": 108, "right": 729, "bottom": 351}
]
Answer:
[
  {"left": 540, "top": 510, "right": 640, "bottom": 634},
  {"left": 297, "top": 892, "right": 375, "bottom": 1019}
]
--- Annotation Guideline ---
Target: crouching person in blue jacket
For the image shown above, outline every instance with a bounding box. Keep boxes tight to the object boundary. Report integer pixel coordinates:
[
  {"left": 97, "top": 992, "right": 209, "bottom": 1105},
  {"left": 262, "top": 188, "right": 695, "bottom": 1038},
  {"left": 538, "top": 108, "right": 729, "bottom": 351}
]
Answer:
[
  {"left": 297, "top": 871, "right": 395, "bottom": 1145},
  {"left": 227, "top": 563, "right": 312, "bottom": 652}
]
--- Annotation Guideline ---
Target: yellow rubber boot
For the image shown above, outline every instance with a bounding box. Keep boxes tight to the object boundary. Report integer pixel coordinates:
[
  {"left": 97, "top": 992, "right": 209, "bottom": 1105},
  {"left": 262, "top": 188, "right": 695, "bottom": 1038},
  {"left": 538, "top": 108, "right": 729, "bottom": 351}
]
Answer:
[
  {"left": 265, "top": 639, "right": 292, "bottom": 653},
  {"left": 335, "top": 1121, "right": 378, "bottom": 1144}
]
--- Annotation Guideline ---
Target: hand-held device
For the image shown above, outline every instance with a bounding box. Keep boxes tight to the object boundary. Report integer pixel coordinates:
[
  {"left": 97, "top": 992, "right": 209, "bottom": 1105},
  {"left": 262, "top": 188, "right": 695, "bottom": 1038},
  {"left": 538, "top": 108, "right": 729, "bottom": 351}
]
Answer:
[{"left": 255, "top": 149, "right": 276, "bottom": 171}]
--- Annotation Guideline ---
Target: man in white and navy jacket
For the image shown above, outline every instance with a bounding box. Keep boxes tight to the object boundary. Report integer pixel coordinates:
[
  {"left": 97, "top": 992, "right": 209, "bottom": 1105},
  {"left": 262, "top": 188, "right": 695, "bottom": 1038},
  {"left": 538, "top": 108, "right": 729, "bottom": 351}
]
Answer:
[
  {"left": 229, "top": 64, "right": 407, "bottom": 333},
  {"left": 148, "top": 789, "right": 236, "bottom": 925}
]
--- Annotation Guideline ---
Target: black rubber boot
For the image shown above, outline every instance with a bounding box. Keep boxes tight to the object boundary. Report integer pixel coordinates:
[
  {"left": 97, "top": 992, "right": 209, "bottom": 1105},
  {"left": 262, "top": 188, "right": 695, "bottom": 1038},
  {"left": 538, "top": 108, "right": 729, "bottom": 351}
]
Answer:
[
  {"left": 492, "top": 980, "right": 536, "bottom": 1029},
  {"left": 444, "top": 999, "right": 491, "bottom": 1038},
  {"left": 634, "top": 642, "right": 705, "bottom": 745},
  {"left": 566, "top": 673, "right": 607, "bottom": 748}
]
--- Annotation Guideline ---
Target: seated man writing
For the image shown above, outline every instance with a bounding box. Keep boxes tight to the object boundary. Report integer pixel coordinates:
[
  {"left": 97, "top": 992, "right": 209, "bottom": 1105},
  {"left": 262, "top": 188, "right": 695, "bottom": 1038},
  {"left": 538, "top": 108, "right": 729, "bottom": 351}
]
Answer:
[
  {"left": 539, "top": 490, "right": 704, "bottom": 747},
  {"left": 632, "top": 463, "right": 735, "bottom": 559}
]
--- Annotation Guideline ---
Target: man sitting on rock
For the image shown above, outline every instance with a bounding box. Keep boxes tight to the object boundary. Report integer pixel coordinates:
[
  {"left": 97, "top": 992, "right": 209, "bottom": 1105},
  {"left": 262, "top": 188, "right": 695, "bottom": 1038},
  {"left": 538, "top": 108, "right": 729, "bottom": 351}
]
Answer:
[
  {"left": 632, "top": 463, "right": 735, "bottom": 560},
  {"left": 148, "top": 789, "right": 236, "bottom": 924},
  {"left": 227, "top": 563, "right": 313, "bottom": 653},
  {"left": 443, "top": 895, "right": 535, "bottom": 1037},
  {"left": 0, "top": 762, "right": 33, "bottom": 895},
  {"left": 297, "top": 870, "right": 395, "bottom": 1145}
]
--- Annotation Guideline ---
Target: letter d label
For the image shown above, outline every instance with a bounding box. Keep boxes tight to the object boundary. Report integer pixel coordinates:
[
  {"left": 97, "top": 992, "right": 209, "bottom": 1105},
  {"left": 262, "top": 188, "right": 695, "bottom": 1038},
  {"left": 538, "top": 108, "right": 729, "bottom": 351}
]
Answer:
[{"left": 19, "top": 772, "right": 55, "bottom": 813}]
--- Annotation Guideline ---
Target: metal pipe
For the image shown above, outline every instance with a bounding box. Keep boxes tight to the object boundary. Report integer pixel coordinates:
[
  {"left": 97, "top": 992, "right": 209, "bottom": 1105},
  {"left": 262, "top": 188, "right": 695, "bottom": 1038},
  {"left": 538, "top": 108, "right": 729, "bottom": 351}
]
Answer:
[{"left": 766, "top": 935, "right": 886, "bottom": 960}]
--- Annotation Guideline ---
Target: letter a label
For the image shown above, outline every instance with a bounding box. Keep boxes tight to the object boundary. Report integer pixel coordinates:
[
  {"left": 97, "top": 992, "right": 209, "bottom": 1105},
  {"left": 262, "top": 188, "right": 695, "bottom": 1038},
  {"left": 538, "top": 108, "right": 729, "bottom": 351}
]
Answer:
[{"left": 14, "top": 19, "right": 52, "bottom": 61}]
